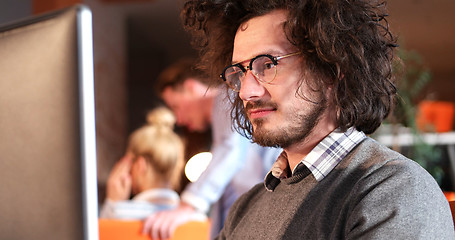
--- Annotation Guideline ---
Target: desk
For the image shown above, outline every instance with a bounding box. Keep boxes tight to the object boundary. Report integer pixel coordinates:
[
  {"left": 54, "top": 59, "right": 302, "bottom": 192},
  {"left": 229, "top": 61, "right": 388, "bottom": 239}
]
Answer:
[{"left": 98, "top": 220, "right": 210, "bottom": 240}]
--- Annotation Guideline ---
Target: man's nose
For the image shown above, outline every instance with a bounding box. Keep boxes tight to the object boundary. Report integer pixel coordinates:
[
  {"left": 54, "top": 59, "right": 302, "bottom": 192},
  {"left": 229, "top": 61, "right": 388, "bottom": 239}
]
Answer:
[{"left": 238, "top": 71, "right": 266, "bottom": 101}]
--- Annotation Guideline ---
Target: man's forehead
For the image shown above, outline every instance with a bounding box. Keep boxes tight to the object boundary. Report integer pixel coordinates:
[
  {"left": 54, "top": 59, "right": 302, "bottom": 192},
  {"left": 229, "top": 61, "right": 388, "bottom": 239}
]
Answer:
[
  {"left": 232, "top": 10, "right": 290, "bottom": 63},
  {"left": 162, "top": 86, "right": 184, "bottom": 102}
]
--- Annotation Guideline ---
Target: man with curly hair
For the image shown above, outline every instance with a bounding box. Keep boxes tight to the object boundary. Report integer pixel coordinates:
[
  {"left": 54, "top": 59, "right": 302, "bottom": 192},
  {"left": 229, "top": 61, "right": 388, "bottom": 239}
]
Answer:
[{"left": 148, "top": 0, "right": 455, "bottom": 239}]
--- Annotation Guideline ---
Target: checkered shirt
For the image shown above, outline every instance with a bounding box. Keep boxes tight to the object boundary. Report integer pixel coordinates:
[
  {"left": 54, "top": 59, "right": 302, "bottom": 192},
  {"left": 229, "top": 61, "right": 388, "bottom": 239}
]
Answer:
[{"left": 264, "top": 127, "right": 366, "bottom": 191}]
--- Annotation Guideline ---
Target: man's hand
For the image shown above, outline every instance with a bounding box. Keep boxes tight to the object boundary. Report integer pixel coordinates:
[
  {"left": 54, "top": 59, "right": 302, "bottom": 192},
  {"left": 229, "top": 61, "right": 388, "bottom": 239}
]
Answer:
[
  {"left": 142, "top": 202, "right": 207, "bottom": 239},
  {"left": 105, "top": 154, "right": 133, "bottom": 201}
]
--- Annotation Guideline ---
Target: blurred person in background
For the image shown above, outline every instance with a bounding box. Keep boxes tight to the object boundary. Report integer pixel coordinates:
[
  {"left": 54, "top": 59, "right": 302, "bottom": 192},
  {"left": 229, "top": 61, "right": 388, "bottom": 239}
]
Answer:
[
  {"left": 99, "top": 107, "right": 192, "bottom": 220},
  {"left": 142, "top": 59, "right": 281, "bottom": 239}
]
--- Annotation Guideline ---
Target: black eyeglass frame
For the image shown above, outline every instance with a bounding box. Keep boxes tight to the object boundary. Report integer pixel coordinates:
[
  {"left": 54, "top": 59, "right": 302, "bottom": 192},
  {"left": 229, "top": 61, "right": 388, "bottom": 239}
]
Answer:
[{"left": 219, "top": 52, "right": 300, "bottom": 91}]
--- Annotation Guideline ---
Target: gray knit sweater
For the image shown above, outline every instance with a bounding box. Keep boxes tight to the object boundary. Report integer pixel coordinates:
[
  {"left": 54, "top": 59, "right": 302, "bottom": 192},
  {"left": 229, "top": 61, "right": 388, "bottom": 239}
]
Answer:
[{"left": 216, "top": 138, "right": 455, "bottom": 239}]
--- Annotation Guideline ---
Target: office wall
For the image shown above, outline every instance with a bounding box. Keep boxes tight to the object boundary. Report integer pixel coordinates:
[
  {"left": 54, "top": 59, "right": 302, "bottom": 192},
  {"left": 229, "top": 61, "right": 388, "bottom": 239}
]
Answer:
[{"left": 0, "top": 0, "right": 32, "bottom": 25}]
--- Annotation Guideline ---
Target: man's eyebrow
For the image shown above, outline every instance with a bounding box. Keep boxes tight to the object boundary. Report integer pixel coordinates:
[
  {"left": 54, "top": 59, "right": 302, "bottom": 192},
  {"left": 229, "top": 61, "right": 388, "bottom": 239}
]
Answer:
[
  {"left": 231, "top": 50, "right": 283, "bottom": 65},
  {"left": 231, "top": 56, "right": 253, "bottom": 66}
]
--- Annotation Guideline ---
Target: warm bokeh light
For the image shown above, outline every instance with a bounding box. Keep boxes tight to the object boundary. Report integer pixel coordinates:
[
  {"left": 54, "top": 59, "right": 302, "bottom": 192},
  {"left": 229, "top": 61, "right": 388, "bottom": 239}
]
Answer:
[{"left": 185, "top": 152, "right": 212, "bottom": 182}]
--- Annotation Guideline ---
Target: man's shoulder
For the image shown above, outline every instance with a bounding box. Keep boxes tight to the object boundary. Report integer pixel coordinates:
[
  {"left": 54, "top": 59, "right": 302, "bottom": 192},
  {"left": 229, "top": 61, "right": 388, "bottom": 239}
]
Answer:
[
  {"left": 220, "top": 182, "right": 266, "bottom": 235},
  {"left": 335, "top": 137, "right": 442, "bottom": 192},
  {"left": 343, "top": 137, "right": 442, "bottom": 195},
  {"left": 347, "top": 137, "right": 413, "bottom": 168}
]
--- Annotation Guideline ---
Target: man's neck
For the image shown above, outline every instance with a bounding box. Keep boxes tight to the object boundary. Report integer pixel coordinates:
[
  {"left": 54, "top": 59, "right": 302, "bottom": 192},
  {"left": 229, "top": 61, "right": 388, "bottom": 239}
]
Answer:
[{"left": 284, "top": 123, "right": 337, "bottom": 172}]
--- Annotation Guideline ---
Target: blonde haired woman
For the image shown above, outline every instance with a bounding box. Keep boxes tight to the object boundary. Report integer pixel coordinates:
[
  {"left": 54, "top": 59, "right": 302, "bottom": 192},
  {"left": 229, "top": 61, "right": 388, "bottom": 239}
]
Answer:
[{"left": 100, "top": 107, "right": 185, "bottom": 219}]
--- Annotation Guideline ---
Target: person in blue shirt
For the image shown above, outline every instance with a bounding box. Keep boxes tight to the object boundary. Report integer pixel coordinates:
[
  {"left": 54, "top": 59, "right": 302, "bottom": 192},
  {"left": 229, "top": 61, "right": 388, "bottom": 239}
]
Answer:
[{"left": 142, "top": 59, "right": 281, "bottom": 239}]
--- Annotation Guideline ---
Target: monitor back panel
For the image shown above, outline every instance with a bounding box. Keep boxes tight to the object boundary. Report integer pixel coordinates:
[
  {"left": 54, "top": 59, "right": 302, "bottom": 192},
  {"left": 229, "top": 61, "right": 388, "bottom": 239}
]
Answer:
[{"left": 0, "top": 6, "right": 95, "bottom": 240}]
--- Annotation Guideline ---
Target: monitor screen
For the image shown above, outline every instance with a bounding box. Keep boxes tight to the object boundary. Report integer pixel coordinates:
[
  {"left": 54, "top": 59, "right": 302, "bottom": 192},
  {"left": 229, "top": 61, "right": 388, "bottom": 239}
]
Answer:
[{"left": 0, "top": 5, "right": 98, "bottom": 240}]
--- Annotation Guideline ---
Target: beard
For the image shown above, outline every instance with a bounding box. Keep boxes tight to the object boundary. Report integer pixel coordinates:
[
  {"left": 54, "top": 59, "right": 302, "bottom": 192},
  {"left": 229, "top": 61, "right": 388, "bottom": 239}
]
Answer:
[{"left": 246, "top": 98, "right": 327, "bottom": 148}]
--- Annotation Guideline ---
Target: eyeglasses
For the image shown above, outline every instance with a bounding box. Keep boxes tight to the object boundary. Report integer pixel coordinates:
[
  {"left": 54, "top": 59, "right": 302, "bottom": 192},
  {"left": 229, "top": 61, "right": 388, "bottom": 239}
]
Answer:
[{"left": 220, "top": 52, "right": 300, "bottom": 92}]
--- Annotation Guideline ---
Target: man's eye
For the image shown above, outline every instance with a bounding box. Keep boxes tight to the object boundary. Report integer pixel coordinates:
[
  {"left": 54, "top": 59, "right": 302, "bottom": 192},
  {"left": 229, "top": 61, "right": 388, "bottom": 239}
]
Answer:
[{"left": 264, "top": 62, "right": 275, "bottom": 70}]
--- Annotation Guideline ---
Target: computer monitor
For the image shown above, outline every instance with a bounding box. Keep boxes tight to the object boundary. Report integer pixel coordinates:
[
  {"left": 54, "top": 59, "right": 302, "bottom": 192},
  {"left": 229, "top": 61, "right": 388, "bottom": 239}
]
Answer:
[{"left": 0, "top": 5, "right": 98, "bottom": 240}]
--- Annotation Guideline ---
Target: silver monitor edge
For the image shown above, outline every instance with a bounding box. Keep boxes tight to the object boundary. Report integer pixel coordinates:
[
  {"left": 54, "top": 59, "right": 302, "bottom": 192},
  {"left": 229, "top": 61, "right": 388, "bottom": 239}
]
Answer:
[{"left": 77, "top": 5, "right": 99, "bottom": 240}]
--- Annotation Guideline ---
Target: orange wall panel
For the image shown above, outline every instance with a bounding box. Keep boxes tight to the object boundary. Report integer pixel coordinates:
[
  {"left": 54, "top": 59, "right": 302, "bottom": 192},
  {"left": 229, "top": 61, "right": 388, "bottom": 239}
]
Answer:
[{"left": 32, "top": 0, "right": 82, "bottom": 14}]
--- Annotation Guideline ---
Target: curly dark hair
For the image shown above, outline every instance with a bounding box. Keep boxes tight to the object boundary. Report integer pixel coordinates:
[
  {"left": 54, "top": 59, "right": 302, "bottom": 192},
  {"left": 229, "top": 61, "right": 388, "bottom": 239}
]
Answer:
[{"left": 181, "top": 0, "right": 398, "bottom": 136}]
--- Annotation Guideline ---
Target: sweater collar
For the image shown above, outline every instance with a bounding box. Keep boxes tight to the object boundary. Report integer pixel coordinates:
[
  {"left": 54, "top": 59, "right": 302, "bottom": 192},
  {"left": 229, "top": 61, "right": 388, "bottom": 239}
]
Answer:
[{"left": 264, "top": 127, "right": 366, "bottom": 191}]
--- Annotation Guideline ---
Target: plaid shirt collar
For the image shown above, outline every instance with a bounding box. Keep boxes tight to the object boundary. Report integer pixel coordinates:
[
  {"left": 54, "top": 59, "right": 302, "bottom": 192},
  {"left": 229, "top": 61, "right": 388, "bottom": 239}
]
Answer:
[{"left": 265, "top": 127, "right": 366, "bottom": 191}]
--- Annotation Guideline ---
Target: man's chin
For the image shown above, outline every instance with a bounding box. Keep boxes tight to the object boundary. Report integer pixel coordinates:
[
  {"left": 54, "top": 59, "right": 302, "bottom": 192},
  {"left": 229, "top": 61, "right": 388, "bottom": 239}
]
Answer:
[
  {"left": 251, "top": 120, "right": 272, "bottom": 134},
  {"left": 251, "top": 126, "right": 282, "bottom": 148}
]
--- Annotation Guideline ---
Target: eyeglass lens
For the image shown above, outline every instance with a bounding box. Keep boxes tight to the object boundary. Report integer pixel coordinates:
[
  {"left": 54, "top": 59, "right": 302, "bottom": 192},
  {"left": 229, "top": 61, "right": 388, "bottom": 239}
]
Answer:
[{"left": 224, "top": 55, "right": 277, "bottom": 91}]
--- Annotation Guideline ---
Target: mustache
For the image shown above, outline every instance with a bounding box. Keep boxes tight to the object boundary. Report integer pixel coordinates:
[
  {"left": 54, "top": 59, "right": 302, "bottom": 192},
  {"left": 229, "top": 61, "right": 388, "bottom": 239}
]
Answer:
[{"left": 244, "top": 100, "right": 278, "bottom": 113}]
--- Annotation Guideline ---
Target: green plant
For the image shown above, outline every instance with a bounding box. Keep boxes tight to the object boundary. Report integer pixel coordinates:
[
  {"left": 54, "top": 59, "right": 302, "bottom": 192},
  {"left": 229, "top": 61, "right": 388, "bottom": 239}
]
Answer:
[{"left": 387, "top": 48, "right": 443, "bottom": 184}]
